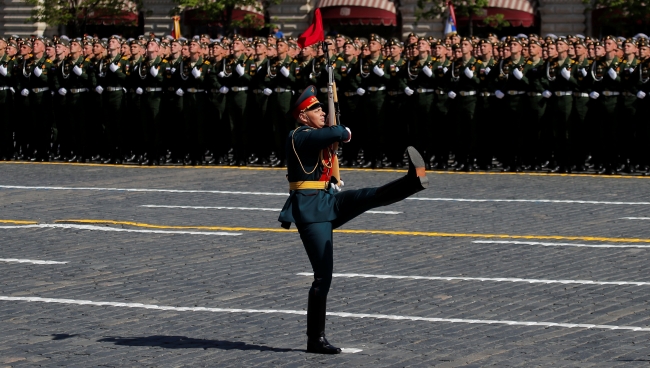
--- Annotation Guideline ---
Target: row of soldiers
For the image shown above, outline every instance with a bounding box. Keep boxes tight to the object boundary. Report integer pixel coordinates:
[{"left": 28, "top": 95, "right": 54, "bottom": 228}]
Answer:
[{"left": 0, "top": 32, "right": 649, "bottom": 174}]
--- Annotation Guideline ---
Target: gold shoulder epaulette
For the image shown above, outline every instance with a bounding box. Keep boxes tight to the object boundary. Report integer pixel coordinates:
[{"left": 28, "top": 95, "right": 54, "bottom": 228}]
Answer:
[
  {"left": 85, "top": 57, "right": 91, "bottom": 62},
  {"left": 204, "top": 60, "right": 210, "bottom": 65},
  {"left": 122, "top": 56, "right": 129, "bottom": 60},
  {"left": 162, "top": 59, "right": 168, "bottom": 63},
  {"left": 46, "top": 59, "right": 52, "bottom": 63},
  {"left": 477, "top": 59, "right": 482, "bottom": 64}
]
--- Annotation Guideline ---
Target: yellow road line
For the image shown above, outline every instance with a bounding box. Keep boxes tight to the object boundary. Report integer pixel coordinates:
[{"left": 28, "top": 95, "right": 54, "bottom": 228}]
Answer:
[
  {"left": 0, "top": 220, "right": 38, "bottom": 225},
  {"left": 54, "top": 219, "right": 650, "bottom": 243},
  {"left": 1, "top": 161, "right": 649, "bottom": 179}
]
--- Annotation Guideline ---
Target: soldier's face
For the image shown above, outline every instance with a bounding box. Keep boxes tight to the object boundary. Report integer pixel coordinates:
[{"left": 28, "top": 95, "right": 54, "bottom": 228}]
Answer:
[
  {"left": 480, "top": 43, "right": 492, "bottom": 57},
  {"left": 46, "top": 46, "right": 56, "bottom": 58},
  {"left": 299, "top": 106, "right": 325, "bottom": 128},
  {"left": 70, "top": 42, "right": 82, "bottom": 54},
  {"left": 336, "top": 37, "right": 345, "bottom": 48},
  {"left": 509, "top": 42, "right": 521, "bottom": 54},
  {"left": 574, "top": 44, "right": 586, "bottom": 57},
  {"left": 454, "top": 49, "right": 462, "bottom": 59},
  {"left": 94, "top": 44, "right": 105, "bottom": 56},
  {"left": 277, "top": 41, "right": 288, "bottom": 54},
  {"left": 19, "top": 44, "right": 32, "bottom": 55},
  {"left": 641, "top": 46, "right": 650, "bottom": 59},
  {"left": 556, "top": 41, "right": 568, "bottom": 53},
  {"left": 300, "top": 46, "right": 311, "bottom": 58},
  {"left": 604, "top": 39, "right": 616, "bottom": 53},
  {"left": 256, "top": 44, "right": 267, "bottom": 56},
  {"left": 461, "top": 40, "right": 472, "bottom": 55},
  {"left": 189, "top": 41, "right": 200, "bottom": 54},
  {"left": 547, "top": 44, "right": 557, "bottom": 58},
  {"left": 389, "top": 45, "right": 401, "bottom": 58},
  {"left": 624, "top": 43, "right": 637, "bottom": 55},
  {"left": 7, "top": 46, "right": 17, "bottom": 57},
  {"left": 528, "top": 44, "right": 541, "bottom": 57},
  {"left": 435, "top": 44, "right": 446, "bottom": 57},
  {"left": 417, "top": 40, "right": 429, "bottom": 53},
  {"left": 55, "top": 44, "right": 67, "bottom": 56},
  {"left": 33, "top": 40, "right": 45, "bottom": 54},
  {"left": 344, "top": 44, "right": 355, "bottom": 57},
  {"left": 232, "top": 40, "right": 245, "bottom": 52},
  {"left": 596, "top": 45, "right": 605, "bottom": 57},
  {"left": 130, "top": 44, "right": 139, "bottom": 55},
  {"left": 369, "top": 40, "right": 381, "bottom": 53},
  {"left": 171, "top": 42, "right": 182, "bottom": 54},
  {"left": 568, "top": 44, "right": 575, "bottom": 56},
  {"left": 84, "top": 44, "right": 92, "bottom": 56}
]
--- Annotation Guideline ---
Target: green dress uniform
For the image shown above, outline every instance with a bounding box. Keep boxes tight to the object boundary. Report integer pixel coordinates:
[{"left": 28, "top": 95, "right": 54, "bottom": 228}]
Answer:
[
  {"left": 54, "top": 55, "right": 91, "bottom": 160},
  {"left": 571, "top": 57, "right": 593, "bottom": 169},
  {"left": 384, "top": 55, "right": 408, "bottom": 167},
  {"left": 475, "top": 56, "right": 498, "bottom": 169},
  {"left": 545, "top": 56, "right": 577, "bottom": 170},
  {"left": 244, "top": 56, "right": 272, "bottom": 164},
  {"left": 521, "top": 57, "right": 548, "bottom": 168},
  {"left": 11, "top": 54, "right": 29, "bottom": 157},
  {"left": 334, "top": 56, "right": 360, "bottom": 165},
  {"left": 495, "top": 56, "right": 529, "bottom": 170},
  {"left": 221, "top": 53, "right": 252, "bottom": 164},
  {"left": 0, "top": 54, "right": 14, "bottom": 159},
  {"left": 162, "top": 55, "right": 184, "bottom": 163},
  {"left": 16, "top": 54, "right": 53, "bottom": 160},
  {"left": 267, "top": 54, "right": 297, "bottom": 162},
  {"left": 588, "top": 55, "right": 621, "bottom": 172},
  {"left": 204, "top": 56, "right": 229, "bottom": 164},
  {"left": 95, "top": 54, "right": 127, "bottom": 161},
  {"left": 354, "top": 53, "right": 389, "bottom": 167},
  {"left": 125, "top": 55, "right": 145, "bottom": 161},
  {"left": 618, "top": 56, "right": 641, "bottom": 170},
  {"left": 180, "top": 55, "right": 210, "bottom": 164},
  {"left": 447, "top": 56, "right": 480, "bottom": 170},
  {"left": 429, "top": 57, "right": 452, "bottom": 168},
  {"left": 635, "top": 57, "right": 650, "bottom": 171},
  {"left": 401, "top": 55, "right": 436, "bottom": 161},
  {"left": 278, "top": 86, "right": 428, "bottom": 354},
  {"left": 137, "top": 55, "right": 168, "bottom": 164}
]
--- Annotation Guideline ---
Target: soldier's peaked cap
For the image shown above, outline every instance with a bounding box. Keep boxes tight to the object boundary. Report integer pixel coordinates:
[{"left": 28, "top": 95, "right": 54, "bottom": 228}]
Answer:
[{"left": 292, "top": 85, "right": 324, "bottom": 119}]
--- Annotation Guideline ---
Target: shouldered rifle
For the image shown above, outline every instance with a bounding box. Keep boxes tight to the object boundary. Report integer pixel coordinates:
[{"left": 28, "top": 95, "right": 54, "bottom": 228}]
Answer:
[{"left": 323, "top": 41, "right": 341, "bottom": 184}]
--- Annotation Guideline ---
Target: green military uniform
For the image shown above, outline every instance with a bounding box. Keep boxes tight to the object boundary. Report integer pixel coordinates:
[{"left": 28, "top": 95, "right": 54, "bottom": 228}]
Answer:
[
  {"left": 244, "top": 51, "right": 272, "bottom": 164},
  {"left": 447, "top": 55, "right": 480, "bottom": 170},
  {"left": 545, "top": 52, "right": 577, "bottom": 171},
  {"left": 125, "top": 53, "right": 145, "bottom": 161},
  {"left": 11, "top": 53, "right": 28, "bottom": 158},
  {"left": 384, "top": 53, "right": 408, "bottom": 167},
  {"left": 180, "top": 54, "right": 210, "bottom": 164},
  {"left": 278, "top": 86, "right": 427, "bottom": 355},
  {"left": 429, "top": 55, "right": 452, "bottom": 168},
  {"left": 475, "top": 54, "right": 498, "bottom": 169},
  {"left": 137, "top": 53, "right": 168, "bottom": 164},
  {"left": 572, "top": 56, "right": 593, "bottom": 169},
  {"left": 54, "top": 53, "right": 91, "bottom": 161},
  {"left": 267, "top": 52, "right": 297, "bottom": 162},
  {"left": 0, "top": 52, "right": 14, "bottom": 159},
  {"left": 401, "top": 53, "right": 436, "bottom": 162},
  {"left": 334, "top": 52, "right": 359, "bottom": 166},
  {"left": 16, "top": 52, "right": 53, "bottom": 161},
  {"left": 354, "top": 51, "right": 389, "bottom": 167},
  {"left": 521, "top": 56, "right": 548, "bottom": 169},
  {"left": 635, "top": 55, "right": 650, "bottom": 171},
  {"left": 205, "top": 54, "right": 229, "bottom": 164},
  {"left": 618, "top": 52, "right": 641, "bottom": 170},
  {"left": 162, "top": 52, "right": 184, "bottom": 163},
  {"left": 96, "top": 53, "right": 128, "bottom": 162},
  {"left": 221, "top": 52, "right": 252, "bottom": 164}
]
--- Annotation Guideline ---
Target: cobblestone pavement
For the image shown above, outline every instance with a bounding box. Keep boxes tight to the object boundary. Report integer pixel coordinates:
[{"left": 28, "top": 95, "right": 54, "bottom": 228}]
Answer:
[{"left": 2, "top": 162, "right": 650, "bottom": 367}]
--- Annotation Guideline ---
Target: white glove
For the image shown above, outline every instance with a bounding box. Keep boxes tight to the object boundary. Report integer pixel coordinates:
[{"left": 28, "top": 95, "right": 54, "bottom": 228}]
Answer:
[
  {"left": 73, "top": 65, "right": 82, "bottom": 76},
  {"left": 109, "top": 63, "right": 118, "bottom": 73},
  {"left": 280, "top": 66, "right": 289, "bottom": 78},
  {"left": 170, "top": 67, "right": 176, "bottom": 74},
  {"left": 331, "top": 183, "right": 342, "bottom": 192},
  {"left": 344, "top": 127, "right": 352, "bottom": 143},
  {"left": 217, "top": 71, "right": 225, "bottom": 78},
  {"left": 513, "top": 68, "right": 523, "bottom": 80},
  {"left": 58, "top": 88, "right": 67, "bottom": 96},
  {"left": 135, "top": 87, "right": 143, "bottom": 95},
  {"left": 191, "top": 67, "right": 201, "bottom": 79},
  {"left": 150, "top": 66, "right": 158, "bottom": 77},
  {"left": 589, "top": 91, "right": 599, "bottom": 99},
  {"left": 464, "top": 67, "right": 473, "bottom": 78},
  {"left": 373, "top": 65, "right": 384, "bottom": 77},
  {"left": 95, "top": 86, "right": 104, "bottom": 94},
  {"left": 219, "top": 86, "right": 229, "bottom": 94},
  {"left": 637, "top": 91, "right": 646, "bottom": 99},
  {"left": 263, "top": 88, "right": 272, "bottom": 96},
  {"left": 495, "top": 90, "right": 504, "bottom": 99},
  {"left": 404, "top": 87, "right": 414, "bottom": 96},
  {"left": 0, "top": 65, "right": 6, "bottom": 76},
  {"left": 422, "top": 65, "right": 432, "bottom": 77},
  {"left": 356, "top": 88, "right": 365, "bottom": 96},
  {"left": 580, "top": 68, "right": 587, "bottom": 77},
  {"left": 542, "top": 90, "right": 552, "bottom": 98},
  {"left": 484, "top": 67, "right": 491, "bottom": 75},
  {"left": 236, "top": 63, "right": 245, "bottom": 76},
  {"left": 175, "top": 88, "right": 184, "bottom": 96},
  {"left": 442, "top": 67, "right": 448, "bottom": 74},
  {"left": 561, "top": 68, "right": 571, "bottom": 80},
  {"left": 607, "top": 68, "right": 617, "bottom": 80},
  {"left": 395, "top": 66, "right": 400, "bottom": 72},
  {"left": 339, "top": 179, "right": 345, "bottom": 187},
  {"left": 21, "top": 88, "right": 29, "bottom": 96},
  {"left": 448, "top": 91, "right": 457, "bottom": 99},
  {"left": 9, "top": 87, "right": 15, "bottom": 94},
  {"left": 33, "top": 66, "right": 42, "bottom": 77}
]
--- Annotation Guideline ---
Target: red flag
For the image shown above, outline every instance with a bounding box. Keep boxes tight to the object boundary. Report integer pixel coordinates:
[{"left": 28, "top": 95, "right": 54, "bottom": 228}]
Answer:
[{"left": 297, "top": 8, "right": 324, "bottom": 48}]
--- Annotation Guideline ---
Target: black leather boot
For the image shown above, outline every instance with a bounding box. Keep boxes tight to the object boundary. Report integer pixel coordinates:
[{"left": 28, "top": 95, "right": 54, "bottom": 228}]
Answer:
[
  {"left": 374, "top": 146, "right": 428, "bottom": 207},
  {"left": 306, "top": 293, "right": 341, "bottom": 354}
]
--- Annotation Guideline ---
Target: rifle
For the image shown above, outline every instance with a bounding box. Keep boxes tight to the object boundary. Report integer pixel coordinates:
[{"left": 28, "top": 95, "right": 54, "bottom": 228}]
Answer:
[{"left": 323, "top": 41, "right": 341, "bottom": 184}]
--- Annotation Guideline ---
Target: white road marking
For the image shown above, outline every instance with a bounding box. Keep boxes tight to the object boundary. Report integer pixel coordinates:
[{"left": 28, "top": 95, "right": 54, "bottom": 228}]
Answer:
[
  {"left": 0, "top": 258, "right": 67, "bottom": 265},
  {"left": 473, "top": 240, "right": 650, "bottom": 249},
  {"left": 1, "top": 296, "right": 649, "bottom": 332},
  {"left": 0, "top": 224, "right": 241, "bottom": 236},
  {"left": 296, "top": 272, "right": 650, "bottom": 286},
  {"left": 406, "top": 197, "right": 650, "bottom": 205},
  {"left": 621, "top": 217, "right": 650, "bottom": 220},
  {"left": 2, "top": 185, "right": 646, "bottom": 206},
  {"left": 340, "top": 348, "right": 363, "bottom": 353},
  {"left": 141, "top": 204, "right": 401, "bottom": 215}
]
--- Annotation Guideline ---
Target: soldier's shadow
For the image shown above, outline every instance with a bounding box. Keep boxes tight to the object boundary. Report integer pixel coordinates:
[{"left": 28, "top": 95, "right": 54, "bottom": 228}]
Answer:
[{"left": 98, "top": 335, "right": 298, "bottom": 352}]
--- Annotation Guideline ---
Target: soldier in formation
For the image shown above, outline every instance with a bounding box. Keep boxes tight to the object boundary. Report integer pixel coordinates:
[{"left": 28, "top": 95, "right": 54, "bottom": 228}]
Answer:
[{"left": 1, "top": 32, "right": 649, "bottom": 175}]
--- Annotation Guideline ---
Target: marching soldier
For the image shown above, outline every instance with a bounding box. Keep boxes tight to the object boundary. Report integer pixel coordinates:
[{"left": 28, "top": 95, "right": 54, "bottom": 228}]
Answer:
[
  {"left": 636, "top": 39, "right": 650, "bottom": 174},
  {"left": 161, "top": 38, "right": 185, "bottom": 164},
  {"left": 447, "top": 38, "right": 480, "bottom": 171},
  {"left": 219, "top": 36, "right": 252, "bottom": 166},
  {"left": 521, "top": 39, "right": 548, "bottom": 170},
  {"left": 205, "top": 41, "right": 229, "bottom": 165},
  {"left": 384, "top": 38, "right": 408, "bottom": 168},
  {"left": 244, "top": 39, "right": 273, "bottom": 165},
  {"left": 474, "top": 39, "right": 498, "bottom": 169},
  {"left": 571, "top": 39, "right": 593, "bottom": 171},
  {"left": 124, "top": 39, "right": 146, "bottom": 163},
  {"left": 353, "top": 34, "right": 389, "bottom": 168},
  {"left": 267, "top": 37, "right": 297, "bottom": 166},
  {"left": 618, "top": 38, "right": 641, "bottom": 172},
  {"left": 336, "top": 40, "right": 361, "bottom": 167},
  {"left": 0, "top": 38, "right": 15, "bottom": 160},
  {"left": 429, "top": 40, "right": 452, "bottom": 169}
]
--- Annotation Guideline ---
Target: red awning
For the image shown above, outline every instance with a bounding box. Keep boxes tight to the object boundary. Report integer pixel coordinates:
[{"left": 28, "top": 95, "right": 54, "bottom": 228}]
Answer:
[
  {"left": 318, "top": 0, "right": 397, "bottom": 26},
  {"left": 184, "top": 4, "right": 264, "bottom": 26},
  {"left": 457, "top": 8, "right": 536, "bottom": 28},
  {"left": 80, "top": 1, "right": 139, "bottom": 26}
]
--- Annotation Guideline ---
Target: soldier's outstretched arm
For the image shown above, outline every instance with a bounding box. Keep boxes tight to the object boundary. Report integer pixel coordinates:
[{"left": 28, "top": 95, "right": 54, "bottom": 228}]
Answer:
[{"left": 293, "top": 125, "right": 351, "bottom": 152}]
